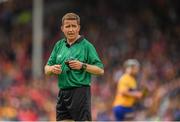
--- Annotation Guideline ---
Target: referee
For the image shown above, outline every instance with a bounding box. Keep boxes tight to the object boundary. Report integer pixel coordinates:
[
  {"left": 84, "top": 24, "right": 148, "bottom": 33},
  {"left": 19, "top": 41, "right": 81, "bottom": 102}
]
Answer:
[{"left": 44, "top": 13, "right": 104, "bottom": 121}]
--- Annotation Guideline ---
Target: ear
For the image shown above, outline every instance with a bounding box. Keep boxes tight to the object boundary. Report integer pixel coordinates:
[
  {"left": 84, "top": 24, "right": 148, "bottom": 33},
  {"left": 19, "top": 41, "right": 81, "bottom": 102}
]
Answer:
[
  {"left": 61, "top": 25, "right": 64, "bottom": 32},
  {"left": 78, "top": 25, "right": 81, "bottom": 31}
]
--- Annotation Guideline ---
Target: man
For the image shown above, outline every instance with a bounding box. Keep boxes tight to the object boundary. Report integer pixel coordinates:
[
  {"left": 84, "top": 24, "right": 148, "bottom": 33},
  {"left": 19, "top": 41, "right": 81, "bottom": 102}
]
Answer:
[
  {"left": 44, "top": 13, "right": 104, "bottom": 121},
  {"left": 113, "top": 59, "right": 143, "bottom": 121}
]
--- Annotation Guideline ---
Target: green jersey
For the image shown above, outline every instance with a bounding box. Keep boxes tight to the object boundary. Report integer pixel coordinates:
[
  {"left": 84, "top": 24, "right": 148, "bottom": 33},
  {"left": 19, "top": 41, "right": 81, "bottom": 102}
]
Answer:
[{"left": 47, "top": 36, "right": 104, "bottom": 89}]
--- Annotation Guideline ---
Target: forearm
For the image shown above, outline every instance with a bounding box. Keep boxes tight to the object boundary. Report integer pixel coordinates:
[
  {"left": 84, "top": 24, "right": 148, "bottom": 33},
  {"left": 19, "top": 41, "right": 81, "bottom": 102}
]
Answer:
[
  {"left": 44, "top": 65, "right": 52, "bottom": 75},
  {"left": 85, "top": 64, "right": 104, "bottom": 75},
  {"left": 121, "top": 90, "right": 142, "bottom": 99}
]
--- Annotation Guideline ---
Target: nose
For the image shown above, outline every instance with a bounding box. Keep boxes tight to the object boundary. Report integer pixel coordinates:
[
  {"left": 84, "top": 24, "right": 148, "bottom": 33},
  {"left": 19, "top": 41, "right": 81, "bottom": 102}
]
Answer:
[{"left": 69, "top": 26, "right": 73, "bottom": 31}]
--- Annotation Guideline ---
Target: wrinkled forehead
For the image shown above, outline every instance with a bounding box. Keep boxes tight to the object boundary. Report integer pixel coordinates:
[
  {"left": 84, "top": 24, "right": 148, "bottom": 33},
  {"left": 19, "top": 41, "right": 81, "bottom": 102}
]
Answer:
[{"left": 63, "top": 20, "right": 79, "bottom": 26}]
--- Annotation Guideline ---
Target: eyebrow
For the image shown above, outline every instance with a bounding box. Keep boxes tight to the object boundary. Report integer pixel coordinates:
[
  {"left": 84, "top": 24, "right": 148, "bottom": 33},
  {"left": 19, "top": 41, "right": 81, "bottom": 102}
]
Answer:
[{"left": 64, "top": 24, "right": 77, "bottom": 27}]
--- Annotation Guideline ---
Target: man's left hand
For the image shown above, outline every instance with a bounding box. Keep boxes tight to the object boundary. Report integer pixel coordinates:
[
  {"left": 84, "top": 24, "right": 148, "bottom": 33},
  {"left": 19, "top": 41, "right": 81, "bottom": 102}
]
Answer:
[{"left": 68, "top": 60, "right": 83, "bottom": 70}]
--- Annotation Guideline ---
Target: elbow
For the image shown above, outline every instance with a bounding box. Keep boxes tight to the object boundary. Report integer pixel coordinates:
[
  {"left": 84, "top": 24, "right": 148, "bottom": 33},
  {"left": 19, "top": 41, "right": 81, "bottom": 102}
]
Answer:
[
  {"left": 98, "top": 69, "right": 104, "bottom": 75},
  {"left": 44, "top": 66, "right": 48, "bottom": 75},
  {"left": 44, "top": 65, "right": 50, "bottom": 75},
  {"left": 44, "top": 70, "right": 48, "bottom": 75},
  {"left": 121, "top": 91, "right": 127, "bottom": 96}
]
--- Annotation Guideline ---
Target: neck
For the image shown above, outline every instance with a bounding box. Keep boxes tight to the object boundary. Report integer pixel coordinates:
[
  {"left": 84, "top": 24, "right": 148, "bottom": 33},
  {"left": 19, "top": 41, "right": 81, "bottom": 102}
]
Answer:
[
  {"left": 67, "top": 35, "right": 80, "bottom": 45},
  {"left": 126, "top": 72, "right": 136, "bottom": 78},
  {"left": 125, "top": 69, "right": 133, "bottom": 76}
]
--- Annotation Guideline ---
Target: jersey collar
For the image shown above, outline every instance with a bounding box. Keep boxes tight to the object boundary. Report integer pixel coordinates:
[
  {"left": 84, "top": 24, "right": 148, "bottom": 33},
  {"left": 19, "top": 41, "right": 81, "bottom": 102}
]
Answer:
[{"left": 65, "top": 35, "right": 84, "bottom": 47}]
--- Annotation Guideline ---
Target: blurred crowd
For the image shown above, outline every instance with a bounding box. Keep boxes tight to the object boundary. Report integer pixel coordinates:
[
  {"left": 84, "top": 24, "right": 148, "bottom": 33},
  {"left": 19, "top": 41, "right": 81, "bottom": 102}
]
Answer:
[{"left": 0, "top": 0, "right": 180, "bottom": 121}]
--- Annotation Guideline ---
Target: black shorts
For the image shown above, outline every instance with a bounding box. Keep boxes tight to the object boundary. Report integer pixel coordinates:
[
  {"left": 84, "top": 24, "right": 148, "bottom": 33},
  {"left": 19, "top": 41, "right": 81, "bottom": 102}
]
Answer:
[{"left": 56, "top": 86, "right": 91, "bottom": 121}]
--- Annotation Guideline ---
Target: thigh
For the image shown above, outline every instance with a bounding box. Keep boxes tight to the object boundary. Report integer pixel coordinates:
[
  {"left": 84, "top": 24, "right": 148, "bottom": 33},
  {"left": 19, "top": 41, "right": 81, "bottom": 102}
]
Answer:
[
  {"left": 56, "top": 90, "right": 72, "bottom": 121},
  {"left": 113, "top": 106, "right": 133, "bottom": 121},
  {"left": 113, "top": 106, "right": 125, "bottom": 121},
  {"left": 67, "top": 86, "right": 92, "bottom": 121}
]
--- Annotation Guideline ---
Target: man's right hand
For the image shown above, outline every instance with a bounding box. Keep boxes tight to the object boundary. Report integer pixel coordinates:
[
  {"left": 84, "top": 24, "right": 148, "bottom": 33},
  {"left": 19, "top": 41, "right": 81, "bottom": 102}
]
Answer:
[
  {"left": 45, "top": 65, "right": 62, "bottom": 75},
  {"left": 50, "top": 65, "right": 62, "bottom": 75}
]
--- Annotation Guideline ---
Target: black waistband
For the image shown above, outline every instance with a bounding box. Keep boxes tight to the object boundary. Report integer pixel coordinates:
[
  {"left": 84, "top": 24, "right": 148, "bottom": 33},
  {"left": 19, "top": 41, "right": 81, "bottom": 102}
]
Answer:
[{"left": 60, "top": 85, "right": 90, "bottom": 91}]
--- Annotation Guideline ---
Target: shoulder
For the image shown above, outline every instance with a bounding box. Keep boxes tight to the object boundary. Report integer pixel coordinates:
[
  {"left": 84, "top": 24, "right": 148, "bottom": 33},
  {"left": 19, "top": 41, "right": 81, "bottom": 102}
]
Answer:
[
  {"left": 52, "top": 38, "right": 65, "bottom": 52},
  {"left": 121, "top": 74, "right": 136, "bottom": 84},
  {"left": 82, "top": 37, "right": 92, "bottom": 46},
  {"left": 119, "top": 74, "right": 131, "bottom": 83},
  {"left": 52, "top": 38, "right": 65, "bottom": 50},
  {"left": 54, "top": 38, "right": 65, "bottom": 46},
  {"left": 82, "top": 38, "right": 96, "bottom": 49}
]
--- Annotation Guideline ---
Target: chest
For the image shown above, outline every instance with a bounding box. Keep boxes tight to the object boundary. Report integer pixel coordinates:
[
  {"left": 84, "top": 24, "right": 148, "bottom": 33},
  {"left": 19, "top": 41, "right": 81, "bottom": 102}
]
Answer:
[
  {"left": 55, "top": 44, "right": 87, "bottom": 64},
  {"left": 128, "top": 80, "right": 137, "bottom": 89}
]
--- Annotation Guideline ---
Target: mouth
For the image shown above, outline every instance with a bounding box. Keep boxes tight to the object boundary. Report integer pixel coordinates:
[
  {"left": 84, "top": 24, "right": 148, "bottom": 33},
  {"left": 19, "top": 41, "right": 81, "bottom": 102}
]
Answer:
[
  {"left": 68, "top": 32, "right": 74, "bottom": 35},
  {"left": 68, "top": 34, "right": 75, "bottom": 37}
]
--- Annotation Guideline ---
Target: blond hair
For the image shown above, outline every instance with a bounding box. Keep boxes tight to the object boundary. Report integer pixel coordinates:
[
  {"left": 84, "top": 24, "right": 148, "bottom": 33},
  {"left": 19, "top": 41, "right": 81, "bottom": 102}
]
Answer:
[{"left": 62, "top": 13, "right": 80, "bottom": 25}]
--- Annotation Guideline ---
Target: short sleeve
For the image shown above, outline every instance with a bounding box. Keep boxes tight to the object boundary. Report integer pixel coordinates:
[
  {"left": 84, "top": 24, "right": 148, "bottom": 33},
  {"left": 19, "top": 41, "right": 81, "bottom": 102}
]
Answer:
[
  {"left": 47, "top": 41, "right": 60, "bottom": 66},
  {"left": 118, "top": 77, "right": 130, "bottom": 92},
  {"left": 86, "top": 43, "right": 104, "bottom": 69}
]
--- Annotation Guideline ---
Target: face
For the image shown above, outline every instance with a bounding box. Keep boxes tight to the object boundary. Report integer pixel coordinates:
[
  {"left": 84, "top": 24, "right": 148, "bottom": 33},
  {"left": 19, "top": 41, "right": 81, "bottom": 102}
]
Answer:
[
  {"left": 131, "top": 65, "right": 140, "bottom": 75},
  {"left": 61, "top": 20, "right": 80, "bottom": 42}
]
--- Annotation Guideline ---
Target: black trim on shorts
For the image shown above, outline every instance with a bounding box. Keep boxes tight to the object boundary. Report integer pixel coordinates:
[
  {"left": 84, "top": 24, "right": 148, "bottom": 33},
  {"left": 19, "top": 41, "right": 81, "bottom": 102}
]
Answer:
[{"left": 56, "top": 86, "right": 92, "bottom": 121}]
